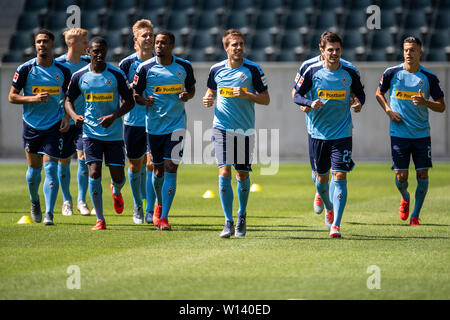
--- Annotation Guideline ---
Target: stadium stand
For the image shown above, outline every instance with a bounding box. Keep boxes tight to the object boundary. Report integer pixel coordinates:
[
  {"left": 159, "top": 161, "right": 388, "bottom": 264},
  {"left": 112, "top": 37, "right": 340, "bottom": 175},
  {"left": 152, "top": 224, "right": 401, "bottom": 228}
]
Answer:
[{"left": 2, "top": 0, "right": 449, "bottom": 63}]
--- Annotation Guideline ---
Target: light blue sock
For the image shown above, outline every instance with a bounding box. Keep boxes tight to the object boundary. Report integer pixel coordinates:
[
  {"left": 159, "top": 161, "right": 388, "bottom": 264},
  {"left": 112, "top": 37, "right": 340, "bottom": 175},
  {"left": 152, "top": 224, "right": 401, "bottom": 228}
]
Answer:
[
  {"left": 43, "top": 161, "right": 59, "bottom": 214},
  {"left": 152, "top": 172, "right": 164, "bottom": 206},
  {"left": 161, "top": 172, "right": 177, "bottom": 219},
  {"left": 332, "top": 179, "right": 348, "bottom": 228},
  {"left": 237, "top": 176, "right": 250, "bottom": 217},
  {"left": 329, "top": 170, "right": 335, "bottom": 200},
  {"left": 395, "top": 176, "right": 410, "bottom": 201},
  {"left": 128, "top": 168, "right": 142, "bottom": 208},
  {"left": 219, "top": 175, "right": 234, "bottom": 222},
  {"left": 58, "top": 163, "right": 72, "bottom": 202},
  {"left": 89, "top": 177, "right": 104, "bottom": 221},
  {"left": 411, "top": 177, "right": 429, "bottom": 219},
  {"left": 77, "top": 158, "right": 89, "bottom": 203},
  {"left": 146, "top": 169, "right": 156, "bottom": 213},
  {"left": 315, "top": 179, "right": 333, "bottom": 211},
  {"left": 111, "top": 177, "right": 126, "bottom": 196},
  {"left": 140, "top": 165, "right": 147, "bottom": 201},
  {"left": 26, "top": 166, "right": 42, "bottom": 202}
]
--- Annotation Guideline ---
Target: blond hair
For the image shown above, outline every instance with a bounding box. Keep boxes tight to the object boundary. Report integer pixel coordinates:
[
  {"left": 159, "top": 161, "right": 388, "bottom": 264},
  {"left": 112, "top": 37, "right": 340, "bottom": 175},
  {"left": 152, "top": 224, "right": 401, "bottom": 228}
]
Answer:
[
  {"left": 132, "top": 19, "right": 154, "bottom": 37},
  {"left": 63, "top": 28, "right": 88, "bottom": 47},
  {"left": 222, "top": 29, "right": 244, "bottom": 47}
]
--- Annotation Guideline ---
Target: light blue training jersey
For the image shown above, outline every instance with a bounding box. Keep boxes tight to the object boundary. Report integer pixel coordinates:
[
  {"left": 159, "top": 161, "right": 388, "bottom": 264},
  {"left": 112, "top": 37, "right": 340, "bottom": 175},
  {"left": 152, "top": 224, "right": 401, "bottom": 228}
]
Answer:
[
  {"left": 379, "top": 63, "right": 444, "bottom": 139},
  {"left": 12, "top": 57, "right": 71, "bottom": 130},
  {"left": 55, "top": 54, "right": 91, "bottom": 125},
  {"left": 119, "top": 52, "right": 147, "bottom": 127},
  {"left": 66, "top": 63, "right": 133, "bottom": 141},
  {"left": 133, "top": 55, "right": 196, "bottom": 135},
  {"left": 207, "top": 58, "right": 268, "bottom": 135},
  {"left": 294, "top": 60, "right": 365, "bottom": 140},
  {"left": 293, "top": 55, "right": 355, "bottom": 132}
]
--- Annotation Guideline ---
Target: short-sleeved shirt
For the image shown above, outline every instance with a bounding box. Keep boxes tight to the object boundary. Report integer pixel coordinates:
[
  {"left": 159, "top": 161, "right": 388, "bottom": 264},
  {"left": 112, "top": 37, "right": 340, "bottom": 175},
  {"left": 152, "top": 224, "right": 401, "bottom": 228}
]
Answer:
[
  {"left": 119, "top": 52, "right": 148, "bottom": 127},
  {"left": 133, "top": 55, "right": 196, "bottom": 135},
  {"left": 66, "top": 63, "right": 133, "bottom": 141},
  {"left": 379, "top": 63, "right": 444, "bottom": 139},
  {"left": 55, "top": 54, "right": 91, "bottom": 125},
  {"left": 207, "top": 58, "right": 268, "bottom": 135},
  {"left": 12, "top": 58, "right": 71, "bottom": 130},
  {"left": 294, "top": 60, "right": 365, "bottom": 140}
]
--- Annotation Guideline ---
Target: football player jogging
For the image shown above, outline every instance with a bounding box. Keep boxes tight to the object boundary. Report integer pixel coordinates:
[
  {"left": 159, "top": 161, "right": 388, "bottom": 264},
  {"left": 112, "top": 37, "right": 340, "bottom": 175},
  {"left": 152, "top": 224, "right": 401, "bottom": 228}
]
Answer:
[
  {"left": 293, "top": 32, "right": 365, "bottom": 238},
  {"left": 8, "top": 29, "right": 71, "bottom": 225},
  {"left": 119, "top": 19, "right": 157, "bottom": 225},
  {"left": 133, "top": 31, "right": 196, "bottom": 231},
  {"left": 65, "top": 37, "right": 135, "bottom": 230},
  {"left": 56, "top": 28, "right": 91, "bottom": 217},
  {"left": 375, "top": 37, "right": 445, "bottom": 225},
  {"left": 291, "top": 31, "right": 358, "bottom": 217},
  {"left": 202, "top": 29, "right": 270, "bottom": 238}
]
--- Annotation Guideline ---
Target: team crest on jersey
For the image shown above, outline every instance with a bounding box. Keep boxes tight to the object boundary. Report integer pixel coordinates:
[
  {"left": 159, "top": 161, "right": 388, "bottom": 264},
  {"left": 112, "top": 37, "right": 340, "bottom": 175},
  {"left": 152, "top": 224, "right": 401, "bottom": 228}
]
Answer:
[
  {"left": 342, "top": 76, "right": 347, "bottom": 85},
  {"left": 106, "top": 78, "right": 112, "bottom": 87},
  {"left": 54, "top": 73, "right": 60, "bottom": 81},
  {"left": 240, "top": 72, "right": 247, "bottom": 82},
  {"left": 419, "top": 79, "right": 424, "bottom": 87},
  {"left": 177, "top": 69, "right": 183, "bottom": 79}
]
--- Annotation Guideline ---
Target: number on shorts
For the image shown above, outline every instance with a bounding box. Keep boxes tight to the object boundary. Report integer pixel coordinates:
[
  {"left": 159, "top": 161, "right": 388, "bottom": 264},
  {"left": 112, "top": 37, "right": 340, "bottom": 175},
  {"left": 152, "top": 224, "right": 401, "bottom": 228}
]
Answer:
[{"left": 343, "top": 150, "right": 352, "bottom": 163}]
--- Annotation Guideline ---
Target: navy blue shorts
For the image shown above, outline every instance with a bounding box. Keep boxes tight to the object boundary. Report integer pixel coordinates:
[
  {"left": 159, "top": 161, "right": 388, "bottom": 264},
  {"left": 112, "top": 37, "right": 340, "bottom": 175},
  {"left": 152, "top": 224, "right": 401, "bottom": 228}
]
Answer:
[
  {"left": 212, "top": 128, "right": 254, "bottom": 172},
  {"left": 61, "top": 124, "right": 83, "bottom": 159},
  {"left": 23, "top": 120, "right": 63, "bottom": 159},
  {"left": 124, "top": 125, "right": 148, "bottom": 160},
  {"left": 146, "top": 130, "right": 185, "bottom": 165},
  {"left": 308, "top": 135, "right": 355, "bottom": 175},
  {"left": 391, "top": 136, "right": 432, "bottom": 171},
  {"left": 83, "top": 137, "right": 125, "bottom": 167}
]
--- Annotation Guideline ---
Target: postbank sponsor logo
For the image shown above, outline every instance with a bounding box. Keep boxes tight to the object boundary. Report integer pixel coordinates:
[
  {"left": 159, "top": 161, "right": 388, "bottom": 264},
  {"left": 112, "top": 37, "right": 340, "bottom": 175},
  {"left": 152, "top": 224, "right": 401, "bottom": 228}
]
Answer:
[
  {"left": 218, "top": 87, "right": 247, "bottom": 97},
  {"left": 32, "top": 86, "right": 61, "bottom": 95},
  {"left": 85, "top": 92, "right": 114, "bottom": 102},
  {"left": 395, "top": 90, "right": 423, "bottom": 100},
  {"left": 317, "top": 90, "right": 346, "bottom": 100},
  {"left": 154, "top": 84, "right": 183, "bottom": 94}
]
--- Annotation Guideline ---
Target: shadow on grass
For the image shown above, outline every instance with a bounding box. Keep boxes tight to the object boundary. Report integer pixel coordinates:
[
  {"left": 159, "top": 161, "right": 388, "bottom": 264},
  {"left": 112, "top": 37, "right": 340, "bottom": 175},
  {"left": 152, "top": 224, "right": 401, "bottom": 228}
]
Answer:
[{"left": 347, "top": 221, "right": 450, "bottom": 227}]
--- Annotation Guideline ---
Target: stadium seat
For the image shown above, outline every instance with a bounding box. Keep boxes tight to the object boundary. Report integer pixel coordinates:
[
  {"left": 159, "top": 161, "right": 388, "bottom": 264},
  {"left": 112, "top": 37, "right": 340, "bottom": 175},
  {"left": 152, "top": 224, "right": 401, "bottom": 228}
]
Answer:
[
  {"left": 289, "top": 0, "right": 314, "bottom": 10},
  {"left": 2, "top": 50, "right": 24, "bottom": 62},
  {"left": 195, "top": 10, "right": 221, "bottom": 30},
  {"left": 280, "top": 30, "right": 304, "bottom": 49},
  {"left": 186, "top": 49, "right": 205, "bottom": 62},
  {"left": 379, "top": 0, "right": 402, "bottom": 10},
  {"left": 142, "top": 0, "right": 166, "bottom": 10},
  {"left": 284, "top": 10, "right": 308, "bottom": 30},
  {"left": 276, "top": 50, "right": 298, "bottom": 62},
  {"left": 312, "top": 10, "right": 339, "bottom": 31},
  {"left": 8, "top": 32, "right": 33, "bottom": 51},
  {"left": 255, "top": 11, "right": 279, "bottom": 30},
  {"left": 433, "top": 10, "right": 450, "bottom": 30},
  {"left": 166, "top": 11, "right": 190, "bottom": 31},
  {"left": 104, "top": 32, "right": 125, "bottom": 50},
  {"left": 316, "top": 0, "right": 344, "bottom": 10},
  {"left": 366, "top": 49, "right": 386, "bottom": 61},
  {"left": 23, "top": 0, "right": 48, "bottom": 13},
  {"left": 80, "top": 11, "right": 101, "bottom": 32},
  {"left": 246, "top": 49, "right": 267, "bottom": 62},
  {"left": 403, "top": 11, "right": 428, "bottom": 30},
  {"left": 428, "top": 31, "right": 450, "bottom": 49},
  {"left": 105, "top": 12, "right": 130, "bottom": 31},
  {"left": 343, "top": 10, "right": 367, "bottom": 31},
  {"left": 191, "top": 30, "right": 214, "bottom": 49},
  {"left": 171, "top": 0, "right": 196, "bottom": 11},
  {"left": 230, "top": 0, "right": 254, "bottom": 10},
  {"left": 111, "top": 0, "right": 137, "bottom": 11},
  {"left": 370, "top": 31, "right": 394, "bottom": 50},
  {"left": 438, "top": 0, "right": 450, "bottom": 9},
  {"left": 16, "top": 12, "right": 42, "bottom": 32},
  {"left": 305, "top": 48, "right": 321, "bottom": 60},
  {"left": 406, "top": 0, "right": 432, "bottom": 10},
  {"left": 345, "top": 0, "right": 372, "bottom": 10},
  {"left": 225, "top": 11, "right": 248, "bottom": 29},
  {"left": 424, "top": 50, "right": 447, "bottom": 61},
  {"left": 45, "top": 12, "right": 68, "bottom": 33},
  {"left": 82, "top": 0, "right": 108, "bottom": 12},
  {"left": 248, "top": 31, "right": 273, "bottom": 49},
  {"left": 380, "top": 10, "right": 398, "bottom": 28},
  {"left": 53, "top": 0, "right": 80, "bottom": 12},
  {"left": 199, "top": 0, "right": 226, "bottom": 10},
  {"left": 342, "top": 31, "right": 364, "bottom": 49},
  {"left": 260, "top": 0, "right": 284, "bottom": 10}
]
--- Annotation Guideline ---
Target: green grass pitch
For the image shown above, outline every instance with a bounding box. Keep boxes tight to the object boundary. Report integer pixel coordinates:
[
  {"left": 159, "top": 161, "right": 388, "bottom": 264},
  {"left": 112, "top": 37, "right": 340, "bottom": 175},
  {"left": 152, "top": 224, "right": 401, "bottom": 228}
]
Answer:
[{"left": 0, "top": 162, "right": 449, "bottom": 299}]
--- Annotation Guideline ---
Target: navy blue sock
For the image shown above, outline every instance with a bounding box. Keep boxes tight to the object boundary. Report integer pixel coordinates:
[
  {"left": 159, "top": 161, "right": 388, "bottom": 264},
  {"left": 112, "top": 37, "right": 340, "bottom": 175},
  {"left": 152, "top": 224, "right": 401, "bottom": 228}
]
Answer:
[{"left": 411, "top": 177, "right": 429, "bottom": 219}]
